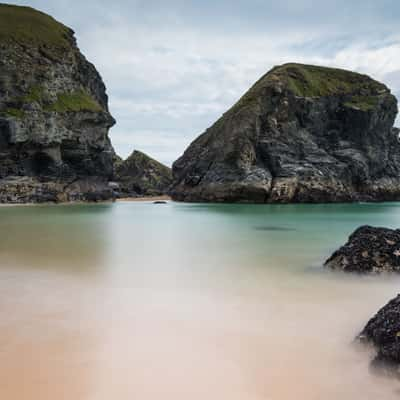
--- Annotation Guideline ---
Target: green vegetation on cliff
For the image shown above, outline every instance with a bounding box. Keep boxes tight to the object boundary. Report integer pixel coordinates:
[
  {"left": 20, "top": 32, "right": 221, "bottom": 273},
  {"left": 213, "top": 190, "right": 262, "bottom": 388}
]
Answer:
[
  {"left": 45, "top": 90, "right": 102, "bottom": 113},
  {"left": 2, "top": 87, "right": 102, "bottom": 117},
  {"left": 230, "top": 63, "right": 388, "bottom": 116},
  {"left": 0, "top": 4, "right": 70, "bottom": 49},
  {"left": 276, "top": 63, "right": 387, "bottom": 97},
  {"left": 22, "top": 85, "right": 45, "bottom": 103},
  {"left": 343, "top": 95, "right": 379, "bottom": 111},
  {"left": 0, "top": 108, "right": 25, "bottom": 119}
]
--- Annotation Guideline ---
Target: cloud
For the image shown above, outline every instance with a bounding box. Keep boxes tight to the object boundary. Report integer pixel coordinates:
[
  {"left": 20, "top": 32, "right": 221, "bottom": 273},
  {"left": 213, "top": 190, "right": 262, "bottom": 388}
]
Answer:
[{"left": 11, "top": 0, "right": 400, "bottom": 165}]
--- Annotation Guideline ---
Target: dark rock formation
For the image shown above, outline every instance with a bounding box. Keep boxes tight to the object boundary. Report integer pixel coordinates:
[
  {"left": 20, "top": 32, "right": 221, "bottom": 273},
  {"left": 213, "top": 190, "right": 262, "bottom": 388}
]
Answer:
[
  {"left": 114, "top": 150, "right": 172, "bottom": 197},
  {"left": 358, "top": 294, "right": 400, "bottom": 376},
  {"left": 325, "top": 225, "right": 400, "bottom": 273},
  {"left": 171, "top": 63, "right": 400, "bottom": 203},
  {"left": 0, "top": 4, "right": 116, "bottom": 203}
]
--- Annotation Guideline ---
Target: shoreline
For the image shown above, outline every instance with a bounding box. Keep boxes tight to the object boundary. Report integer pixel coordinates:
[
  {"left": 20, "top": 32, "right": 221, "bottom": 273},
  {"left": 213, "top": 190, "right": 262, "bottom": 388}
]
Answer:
[
  {"left": 0, "top": 195, "right": 172, "bottom": 207},
  {"left": 116, "top": 195, "right": 171, "bottom": 202}
]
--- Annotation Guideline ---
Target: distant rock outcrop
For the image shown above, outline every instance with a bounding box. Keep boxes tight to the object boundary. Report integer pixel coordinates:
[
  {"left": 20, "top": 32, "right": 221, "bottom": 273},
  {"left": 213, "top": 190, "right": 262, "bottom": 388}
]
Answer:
[
  {"left": 325, "top": 225, "right": 400, "bottom": 273},
  {"left": 171, "top": 63, "right": 400, "bottom": 203},
  {"left": 358, "top": 294, "right": 400, "bottom": 376},
  {"left": 114, "top": 150, "right": 172, "bottom": 197},
  {"left": 0, "top": 5, "right": 116, "bottom": 203}
]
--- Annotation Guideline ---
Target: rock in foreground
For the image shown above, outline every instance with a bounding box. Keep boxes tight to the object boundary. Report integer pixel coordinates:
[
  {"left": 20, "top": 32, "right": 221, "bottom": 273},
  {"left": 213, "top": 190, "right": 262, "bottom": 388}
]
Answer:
[
  {"left": 358, "top": 294, "right": 400, "bottom": 376},
  {"left": 0, "top": 5, "right": 116, "bottom": 203},
  {"left": 114, "top": 150, "right": 172, "bottom": 197},
  {"left": 325, "top": 225, "right": 400, "bottom": 273},
  {"left": 171, "top": 63, "right": 400, "bottom": 203}
]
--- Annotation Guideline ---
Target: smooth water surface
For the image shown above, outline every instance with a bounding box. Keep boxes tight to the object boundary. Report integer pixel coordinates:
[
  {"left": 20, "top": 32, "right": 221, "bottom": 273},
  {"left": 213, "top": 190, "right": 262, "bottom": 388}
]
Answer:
[{"left": 1, "top": 201, "right": 400, "bottom": 399}]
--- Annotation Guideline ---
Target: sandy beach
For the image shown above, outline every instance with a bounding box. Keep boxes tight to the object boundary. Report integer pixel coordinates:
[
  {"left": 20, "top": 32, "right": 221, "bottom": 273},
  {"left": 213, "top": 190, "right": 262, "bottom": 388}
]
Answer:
[{"left": 117, "top": 195, "right": 171, "bottom": 202}]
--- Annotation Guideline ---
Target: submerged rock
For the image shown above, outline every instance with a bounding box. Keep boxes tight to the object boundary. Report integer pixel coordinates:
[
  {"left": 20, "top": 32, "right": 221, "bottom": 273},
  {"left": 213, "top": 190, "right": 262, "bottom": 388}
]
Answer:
[
  {"left": 0, "top": 5, "right": 116, "bottom": 203},
  {"left": 114, "top": 150, "right": 172, "bottom": 197},
  {"left": 358, "top": 294, "right": 400, "bottom": 376},
  {"left": 171, "top": 63, "right": 400, "bottom": 203},
  {"left": 325, "top": 225, "right": 400, "bottom": 273}
]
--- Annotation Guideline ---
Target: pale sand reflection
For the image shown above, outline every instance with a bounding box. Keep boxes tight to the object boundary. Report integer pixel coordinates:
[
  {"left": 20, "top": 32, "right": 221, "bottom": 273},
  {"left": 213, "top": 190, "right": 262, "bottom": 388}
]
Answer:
[
  {"left": 1, "top": 202, "right": 400, "bottom": 399},
  {"left": 1, "top": 268, "right": 400, "bottom": 399},
  {"left": 0, "top": 271, "right": 99, "bottom": 400},
  {"left": 86, "top": 281, "right": 400, "bottom": 400}
]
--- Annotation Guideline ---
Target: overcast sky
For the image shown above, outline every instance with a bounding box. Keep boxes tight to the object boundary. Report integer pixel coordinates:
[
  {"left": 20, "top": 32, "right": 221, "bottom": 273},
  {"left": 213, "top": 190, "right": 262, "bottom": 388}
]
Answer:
[{"left": 11, "top": 0, "right": 400, "bottom": 165}]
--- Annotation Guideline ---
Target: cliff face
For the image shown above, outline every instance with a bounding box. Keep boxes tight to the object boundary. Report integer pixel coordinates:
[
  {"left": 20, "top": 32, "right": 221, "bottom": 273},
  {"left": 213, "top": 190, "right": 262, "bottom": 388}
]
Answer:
[
  {"left": 114, "top": 150, "right": 172, "bottom": 197},
  {"left": 0, "top": 4, "right": 116, "bottom": 203},
  {"left": 171, "top": 63, "right": 400, "bottom": 203}
]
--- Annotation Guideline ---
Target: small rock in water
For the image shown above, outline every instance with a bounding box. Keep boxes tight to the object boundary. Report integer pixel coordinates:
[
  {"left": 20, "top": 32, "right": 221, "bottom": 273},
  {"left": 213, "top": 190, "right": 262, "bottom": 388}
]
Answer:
[
  {"left": 357, "top": 294, "right": 400, "bottom": 377},
  {"left": 153, "top": 200, "right": 167, "bottom": 204},
  {"left": 324, "top": 225, "right": 400, "bottom": 273},
  {"left": 254, "top": 226, "right": 296, "bottom": 232}
]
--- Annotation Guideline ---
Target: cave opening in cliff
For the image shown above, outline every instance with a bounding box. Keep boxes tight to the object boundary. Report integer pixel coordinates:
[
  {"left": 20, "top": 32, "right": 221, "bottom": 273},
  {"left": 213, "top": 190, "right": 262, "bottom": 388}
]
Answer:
[{"left": 31, "top": 152, "right": 56, "bottom": 176}]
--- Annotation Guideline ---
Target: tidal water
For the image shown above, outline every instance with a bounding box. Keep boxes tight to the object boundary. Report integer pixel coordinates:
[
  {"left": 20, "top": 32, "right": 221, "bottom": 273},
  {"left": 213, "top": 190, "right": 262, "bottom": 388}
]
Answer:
[{"left": 1, "top": 201, "right": 400, "bottom": 399}]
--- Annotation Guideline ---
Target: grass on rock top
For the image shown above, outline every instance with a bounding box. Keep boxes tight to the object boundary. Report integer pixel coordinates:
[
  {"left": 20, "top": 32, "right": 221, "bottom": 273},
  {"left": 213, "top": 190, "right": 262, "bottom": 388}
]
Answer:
[
  {"left": 228, "top": 63, "right": 387, "bottom": 116},
  {"left": 0, "top": 4, "right": 71, "bottom": 49},
  {"left": 273, "top": 63, "right": 387, "bottom": 98},
  {"left": 123, "top": 150, "right": 171, "bottom": 175}
]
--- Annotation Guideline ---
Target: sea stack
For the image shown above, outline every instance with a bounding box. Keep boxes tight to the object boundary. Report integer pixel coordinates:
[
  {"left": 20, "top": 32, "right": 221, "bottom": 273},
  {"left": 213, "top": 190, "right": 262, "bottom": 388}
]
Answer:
[
  {"left": 0, "top": 4, "right": 116, "bottom": 203},
  {"left": 171, "top": 63, "right": 400, "bottom": 203},
  {"left": 114, "top": 150, "right": 172, "bottom": 197}
]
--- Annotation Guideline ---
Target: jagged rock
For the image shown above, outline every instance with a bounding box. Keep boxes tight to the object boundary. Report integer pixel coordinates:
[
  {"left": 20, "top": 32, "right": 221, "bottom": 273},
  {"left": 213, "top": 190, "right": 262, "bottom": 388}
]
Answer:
[
  {"left": 325, "top": 225, "right": 400, "bottom": 273},
  {"left": 357, "top": 294, "right": 400, "bottom": 376},
  {"left": 0, "top": 4, "right": 116, "bottom": 203},
  {"left": 114, "top": 150, "right": 172, "bottom": 197},
  {"left": 171, "top": 63, "right": 400, "bottom": 203}
]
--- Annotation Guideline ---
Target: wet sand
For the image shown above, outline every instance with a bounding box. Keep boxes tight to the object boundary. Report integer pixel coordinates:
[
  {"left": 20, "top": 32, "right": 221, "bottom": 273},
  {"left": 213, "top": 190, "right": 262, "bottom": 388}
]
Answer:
[
  {"left": 117, "top": 195, "right": 171, "bottom": 202},
  {"left": 1, "top": 202, "right": 400, "bottom": 399}
]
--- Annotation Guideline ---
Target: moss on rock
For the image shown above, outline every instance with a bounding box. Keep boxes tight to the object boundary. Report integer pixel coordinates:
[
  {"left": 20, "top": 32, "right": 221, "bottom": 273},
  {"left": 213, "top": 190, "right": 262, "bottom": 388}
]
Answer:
[
  {"left": 45, "top": 90, "right": 102, "bottom": 113},
  {"left": 1, "top": 108, "right": 25, "bottom": 119},
  {"left": 21, "top": 85, "right": 46, "bottom": 103},
  {"left": 344, "top": 95, "right": 379, "bottom": 111},
  {"left": 272, "top": 63, "right": 387, "bottom": 97},
  {"left": 232, "top": 63, "right": 388, "bottom": 115}
]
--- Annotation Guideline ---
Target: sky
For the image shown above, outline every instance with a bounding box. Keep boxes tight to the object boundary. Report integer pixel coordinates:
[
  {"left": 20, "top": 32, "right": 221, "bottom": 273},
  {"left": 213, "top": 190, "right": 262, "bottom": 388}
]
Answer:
[{"left": 11, "top": 0, "right": 400, "bottom": 165}]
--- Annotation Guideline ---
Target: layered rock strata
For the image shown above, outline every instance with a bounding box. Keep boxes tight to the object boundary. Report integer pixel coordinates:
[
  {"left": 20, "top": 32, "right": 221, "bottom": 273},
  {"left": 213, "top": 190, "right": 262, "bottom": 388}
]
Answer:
[{"left": 171, "top": 63, "right": 400, "bottom": 203}]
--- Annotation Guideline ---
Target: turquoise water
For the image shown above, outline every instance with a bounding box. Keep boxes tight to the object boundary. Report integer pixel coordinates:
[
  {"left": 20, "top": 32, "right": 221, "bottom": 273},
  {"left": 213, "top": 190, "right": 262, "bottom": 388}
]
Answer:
[{"left": 1, "top": 201, "right": 400, "bottom": 399}]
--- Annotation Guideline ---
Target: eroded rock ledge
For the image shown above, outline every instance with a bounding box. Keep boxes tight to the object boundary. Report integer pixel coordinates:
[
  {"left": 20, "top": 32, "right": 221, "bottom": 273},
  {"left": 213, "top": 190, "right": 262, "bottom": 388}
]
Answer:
[
  {"left": 325, "top": 225, "right": 400, "bottom": 273},
  {"left": 171, "top": 63, "right": 400, "bottom": 203}
]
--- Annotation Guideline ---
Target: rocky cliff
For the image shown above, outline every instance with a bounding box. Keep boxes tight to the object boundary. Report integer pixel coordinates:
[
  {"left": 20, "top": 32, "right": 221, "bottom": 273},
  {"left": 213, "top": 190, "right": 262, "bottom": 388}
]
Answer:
[
  {"left": 114, "top": 150, "right": 172, "bottom": 197},
  {"left": 171, "top": 63, "right": 400, "bottom": 203},
  {"left": 0, "top": 4, "right": 116, "bottom": 203}
]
